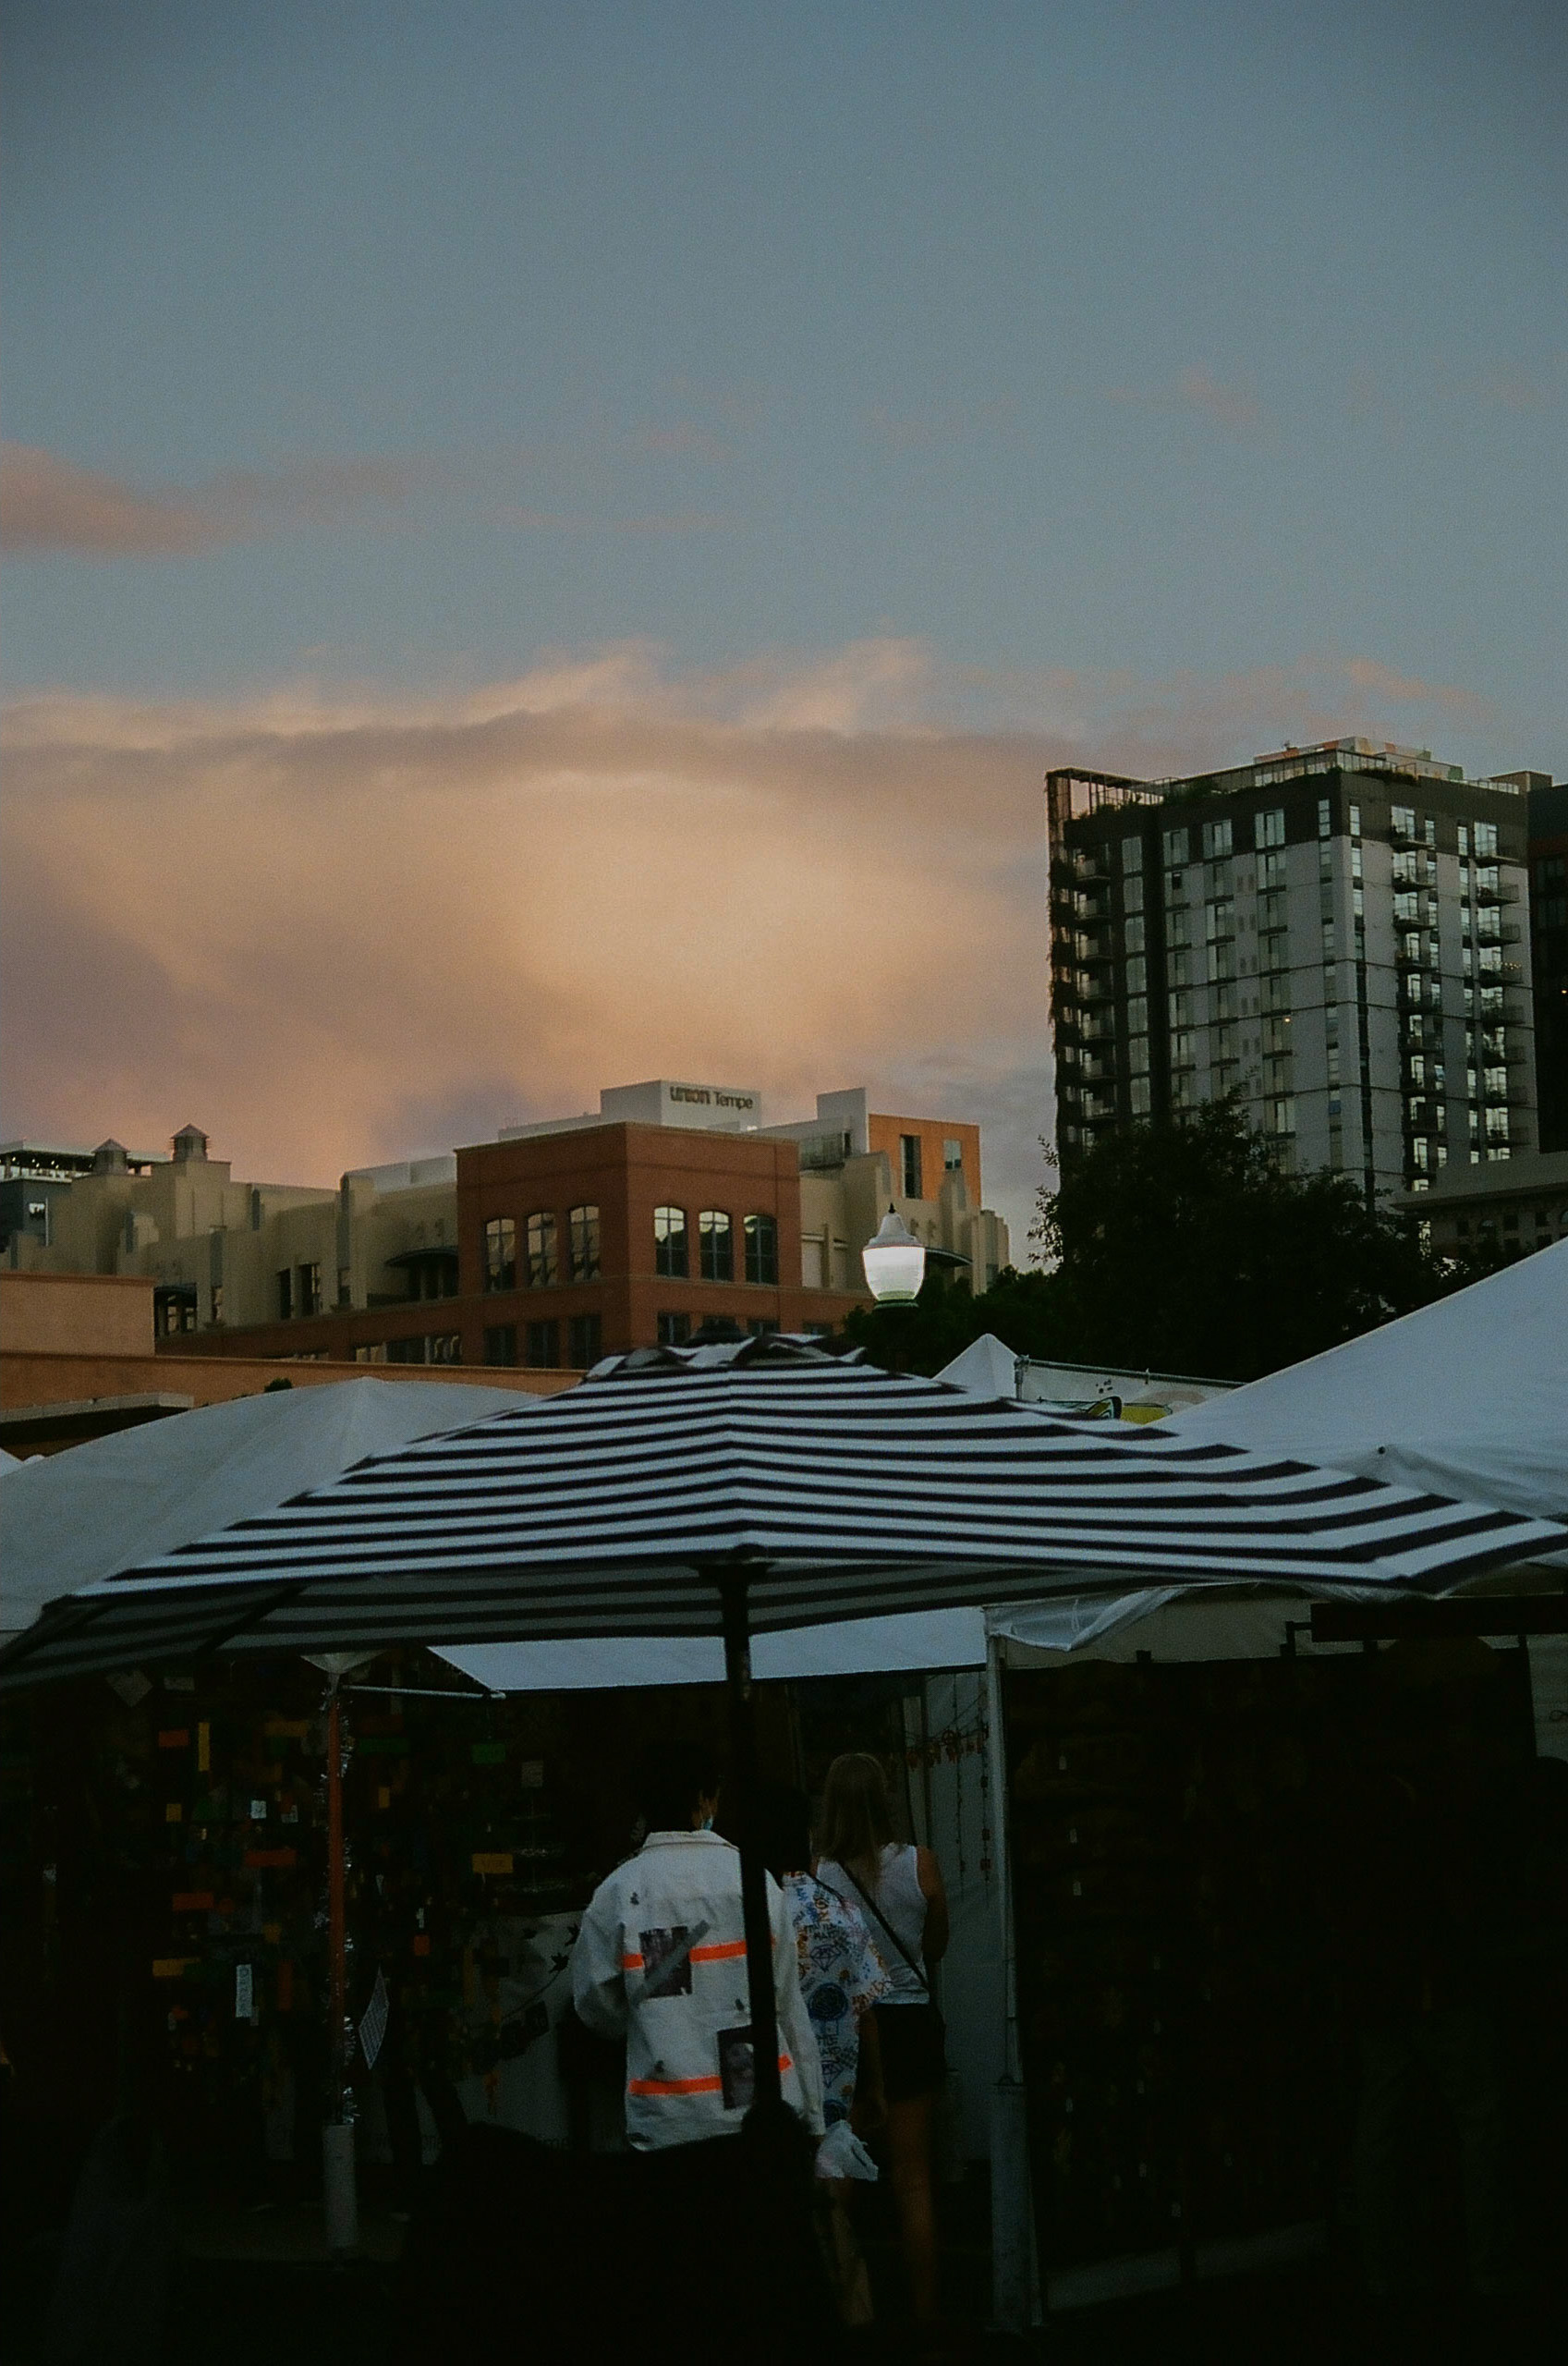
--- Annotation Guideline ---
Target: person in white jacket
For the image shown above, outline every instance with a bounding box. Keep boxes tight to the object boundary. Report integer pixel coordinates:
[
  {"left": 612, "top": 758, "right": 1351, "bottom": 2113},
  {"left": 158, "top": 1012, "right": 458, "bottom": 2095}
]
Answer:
[{"left": 572, "top": 1742, "right": 824, "bottom": 2152}]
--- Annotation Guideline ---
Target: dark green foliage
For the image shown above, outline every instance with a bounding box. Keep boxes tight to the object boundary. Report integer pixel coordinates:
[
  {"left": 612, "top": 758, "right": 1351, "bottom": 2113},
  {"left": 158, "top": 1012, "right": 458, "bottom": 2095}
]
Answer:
[
  {"left": 1030, "top": 1103, "right": 1459, "bottom": 1381},
  {"left": 844, "top": 1104, "right": 1505, "bottom": 1383},
  {"left": 842, "top": 1264, "right": 1062, "bottom": 1376}
]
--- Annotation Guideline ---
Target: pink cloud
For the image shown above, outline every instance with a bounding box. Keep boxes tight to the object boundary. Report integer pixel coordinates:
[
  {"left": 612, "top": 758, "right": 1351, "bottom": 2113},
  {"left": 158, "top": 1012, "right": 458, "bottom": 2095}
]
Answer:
[
  {"left": 1175, "top": 368, "right": 1262, "bottom": 432},
  {"left": 1343, "top": 658, "right": 1489, "bottom": 723},
  {"left": 663, "top": 378, "right": 774, "bottom": 434},
  {"left": 0, "top": 442, "right": 430, "bottom": 556},
  {"left": 629, "top": 421, "right": 733, "bottom": 461},
  {"left": 1097, "top": 654, "right": 1500, "bottom": 776},
  {"left": 0, "top": 665, "right": 1052, "bottom": 1245},
  {"left": 0, "top": 639, "right": 1501, "bottom": 1245},
  {"left": 502, "top": 506, "right": 734, "bottom": 535},
  {"left": 864, "top": 396, "right": 1018, "bottom": 452},
  {"left": 1105, "top": 367, "right": 1265, "bottom": 433},
  {"left": 1473, "top": 368, "right": 1559, "bottom": 413}
]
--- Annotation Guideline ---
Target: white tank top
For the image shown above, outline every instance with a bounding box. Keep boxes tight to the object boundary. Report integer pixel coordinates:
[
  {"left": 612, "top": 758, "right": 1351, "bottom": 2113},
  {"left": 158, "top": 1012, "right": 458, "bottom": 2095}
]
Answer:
[{"left": 817, "top": 1842, "right": 928, "bottom": 2004}]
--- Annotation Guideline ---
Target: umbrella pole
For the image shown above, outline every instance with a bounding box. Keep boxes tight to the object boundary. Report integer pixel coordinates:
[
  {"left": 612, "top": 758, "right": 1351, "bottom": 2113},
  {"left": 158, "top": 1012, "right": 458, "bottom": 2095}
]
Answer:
[{"left": 720, "top": 1572, "right": 782, "bottom": 2113}]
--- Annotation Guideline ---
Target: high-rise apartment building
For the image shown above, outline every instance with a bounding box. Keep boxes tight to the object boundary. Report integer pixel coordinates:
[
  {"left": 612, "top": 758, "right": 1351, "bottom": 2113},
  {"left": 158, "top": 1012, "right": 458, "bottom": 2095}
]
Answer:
[
  {"left": 1047, "top": 740, "right": 1540, "bottom": 1199},
  {"left": 1528, "top": 780, "right": 1568, "bottom": 1153}
]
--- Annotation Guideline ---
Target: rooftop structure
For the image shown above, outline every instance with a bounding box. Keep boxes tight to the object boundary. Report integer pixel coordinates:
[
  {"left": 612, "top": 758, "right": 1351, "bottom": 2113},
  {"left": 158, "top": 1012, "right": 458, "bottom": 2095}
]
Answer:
[{"left": 1, "top": 1137, "right": 171, "bottom": 1257}]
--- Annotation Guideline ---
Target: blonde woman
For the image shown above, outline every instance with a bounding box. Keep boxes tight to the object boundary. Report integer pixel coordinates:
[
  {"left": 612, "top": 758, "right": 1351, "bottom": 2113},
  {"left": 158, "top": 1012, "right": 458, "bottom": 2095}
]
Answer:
[{"left": 816, "top": 1751, "right": 949, "bottom": 2331}]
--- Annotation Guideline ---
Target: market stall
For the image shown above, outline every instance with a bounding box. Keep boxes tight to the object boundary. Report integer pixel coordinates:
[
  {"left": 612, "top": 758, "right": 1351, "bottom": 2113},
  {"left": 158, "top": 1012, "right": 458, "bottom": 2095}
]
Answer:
[
  {"left": 4, "top": 1334, "right": 1562, "bottom": 2323},
  {"left": 987, "top": 1588, "right": 1557, "bottom": 2310}
]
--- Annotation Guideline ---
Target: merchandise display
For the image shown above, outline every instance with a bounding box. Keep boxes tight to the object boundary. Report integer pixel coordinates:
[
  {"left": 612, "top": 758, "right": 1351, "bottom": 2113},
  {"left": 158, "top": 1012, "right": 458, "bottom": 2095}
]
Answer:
[
  {"left": 0, "top": 1649, "right": 915, "bottom": 2198},
  {"left": 1004, "top": 1642, "right": 1539, "bottom": 2275}
]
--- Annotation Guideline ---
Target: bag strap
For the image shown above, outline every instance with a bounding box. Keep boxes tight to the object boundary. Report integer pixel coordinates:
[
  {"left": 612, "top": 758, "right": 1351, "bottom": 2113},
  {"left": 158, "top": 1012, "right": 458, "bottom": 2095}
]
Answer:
[{"left": 820, "top": 1860, "right": 929, "bottom": 1995}]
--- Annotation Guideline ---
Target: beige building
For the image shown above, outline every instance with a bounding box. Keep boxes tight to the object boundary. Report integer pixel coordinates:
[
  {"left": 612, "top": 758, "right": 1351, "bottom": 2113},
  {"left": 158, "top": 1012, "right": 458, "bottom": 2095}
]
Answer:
[
  {"left": 769, "top": 1088, "right": 1010, "bottom": 1297},
  {"left": 8, "top": 1125, "right": 468, "bottom": 1344},
  {"left": 7, "top": 1086, "right": 1010, "bottom": 1363},
  {"left": 492, "top": 1080, "right": 1010, "bottom": 1297}
]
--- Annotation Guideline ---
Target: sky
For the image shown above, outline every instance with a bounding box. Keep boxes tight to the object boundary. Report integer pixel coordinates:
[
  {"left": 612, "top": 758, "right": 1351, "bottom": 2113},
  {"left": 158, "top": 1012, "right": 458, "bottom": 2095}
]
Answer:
[{"left": 3, "top": 0, "right": 1564, "bottom": 1253}]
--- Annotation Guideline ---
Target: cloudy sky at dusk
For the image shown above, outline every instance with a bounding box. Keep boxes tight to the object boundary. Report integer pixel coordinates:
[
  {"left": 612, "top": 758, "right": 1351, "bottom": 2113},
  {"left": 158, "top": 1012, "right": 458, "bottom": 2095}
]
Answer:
[{"left": 4, "top": 0, "right": 1563, "bottom": 1249}]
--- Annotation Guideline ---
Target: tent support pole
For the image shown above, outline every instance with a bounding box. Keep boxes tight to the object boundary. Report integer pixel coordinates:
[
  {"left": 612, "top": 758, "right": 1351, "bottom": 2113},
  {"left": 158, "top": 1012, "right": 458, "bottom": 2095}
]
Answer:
[
  {"left": 987, "top": 1629, "right": 1039, "bottom": 2332},
  {"left": 327, "top": 1689, "right": 347, "bottom": 2102},
  {"left": 720, "top": 1569, "right": 783, "bottom": 2114},
  {"left": 322, "top": 1683, "right": 358, "bottom": 2250}
]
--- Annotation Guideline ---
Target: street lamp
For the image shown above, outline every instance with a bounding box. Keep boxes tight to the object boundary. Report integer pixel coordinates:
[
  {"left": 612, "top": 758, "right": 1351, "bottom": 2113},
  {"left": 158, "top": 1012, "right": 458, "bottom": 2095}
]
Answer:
[{"left": 861, "top": 1206, "right": 927, "bottom": 1305}]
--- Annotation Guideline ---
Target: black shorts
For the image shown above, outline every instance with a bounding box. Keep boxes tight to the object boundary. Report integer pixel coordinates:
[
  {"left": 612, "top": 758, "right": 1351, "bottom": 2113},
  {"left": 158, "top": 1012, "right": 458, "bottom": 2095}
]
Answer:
[{"left": 873, "top": 2003, "right": 946, "bottom": 2104}]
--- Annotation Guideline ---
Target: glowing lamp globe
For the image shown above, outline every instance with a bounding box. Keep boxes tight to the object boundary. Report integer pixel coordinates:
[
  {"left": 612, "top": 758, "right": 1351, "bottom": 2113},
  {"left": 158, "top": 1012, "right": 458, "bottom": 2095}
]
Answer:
[{"left": 861, "top": 1208, "right": 926, "bottom": 1306}]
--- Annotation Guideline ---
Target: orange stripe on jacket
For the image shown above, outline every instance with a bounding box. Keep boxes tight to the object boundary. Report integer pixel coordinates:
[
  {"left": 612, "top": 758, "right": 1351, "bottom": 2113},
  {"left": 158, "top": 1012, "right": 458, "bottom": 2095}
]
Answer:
[
  {"left": 623, "top": 1938, "right": 743, "bottom": 1973},
  {"left": 628, "top": 2074, "right": 723, "bottom": 2096},
  {"left": 628, "top": 2055, "right": 793, "bottom": 2099}
]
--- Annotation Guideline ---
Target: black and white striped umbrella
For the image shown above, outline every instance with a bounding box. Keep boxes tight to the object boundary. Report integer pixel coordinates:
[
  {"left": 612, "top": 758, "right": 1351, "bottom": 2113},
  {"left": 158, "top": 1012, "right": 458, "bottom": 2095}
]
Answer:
[
  {"left": 5, "top": 1338, "right": 1561, "bottom": 1692},
  {"left": 9, "top": 1333, "right": 1559, "bottom": 2125}
]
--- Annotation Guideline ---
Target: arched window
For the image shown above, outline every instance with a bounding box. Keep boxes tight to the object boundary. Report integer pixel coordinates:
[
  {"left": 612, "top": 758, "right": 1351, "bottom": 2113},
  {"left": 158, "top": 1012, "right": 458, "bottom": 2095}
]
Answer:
[
  {"left": 482, "top": 1216, "right": 516, "bottom": 1292},
  {"left": 525, "top": 1210, "right": 557, "bottom": 1287},
  {"left": 569, "top": 1204, "right": 601, "bottom": 1282},
  {"left": 699, "top": 1210, "right": 734, "bottom": 1283},
  {"left": 743, "top": 1213, "right": 778, "bottom": 1287},
  {"left": 654, "top": 1205, "right": 688, "bottom": 1278}
]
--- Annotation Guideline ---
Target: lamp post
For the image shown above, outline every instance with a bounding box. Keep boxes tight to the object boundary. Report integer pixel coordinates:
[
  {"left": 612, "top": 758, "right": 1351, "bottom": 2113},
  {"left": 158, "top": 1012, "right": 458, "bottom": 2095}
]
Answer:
[{"left": 861, "top": 1207, "right": 927, "bottom": 1305}]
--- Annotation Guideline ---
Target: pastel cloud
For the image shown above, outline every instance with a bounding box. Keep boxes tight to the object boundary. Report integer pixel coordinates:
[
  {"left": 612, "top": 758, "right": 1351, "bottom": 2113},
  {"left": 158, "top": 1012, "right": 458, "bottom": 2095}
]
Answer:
[
  {"left": 1, "top": 415, "right": 751, "bottom": 559},
  {"left": 0, "top": 652, "right": 1051, "bottom": 1230},
  {"left": 501, "top": 506, "right": 734, "bottom": 535},
  {"left": 628, "top": 421, "right": 733, "bottom": 461},
  {"left": 864, "top": 396, "right": 1019, "bottom": 452},
  {"left": 1106, "top": 367, "right": 1265, "bottom": 433},
  {"left": 1474, "top": 369, "right": 1558, "bottom": 413},
  {"left": 1343, "top": 658, "right": 1490, "bottom": 723},
  {"left": 0, "top": 640, "right": 1495, "bottom": 1246},
  {"left": 1173, "top": 368, "right": 1263, "bottom": 433},
  {"left": 0, "top": 442, "right": 430, "bottom": 556}
]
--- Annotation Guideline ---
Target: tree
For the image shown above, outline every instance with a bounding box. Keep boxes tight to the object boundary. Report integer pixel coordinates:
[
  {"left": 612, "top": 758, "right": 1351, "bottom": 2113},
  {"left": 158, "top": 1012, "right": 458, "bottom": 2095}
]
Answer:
[
  {"left": 845, "top": 1104, "right": 1501, "bottom": 1383},
  {"left": 842, "top": 1262, "right": 1068, "bottom": 1376}
]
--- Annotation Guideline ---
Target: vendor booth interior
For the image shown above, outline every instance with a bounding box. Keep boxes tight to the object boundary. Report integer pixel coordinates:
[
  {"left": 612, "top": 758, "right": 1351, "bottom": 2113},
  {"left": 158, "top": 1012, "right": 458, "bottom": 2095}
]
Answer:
[
  {"left": 4, "top": 1604, "right": 1564, "bottom": 2326},
  {"left": 0, "top": 1642, "right": 991, "bottom": 2161},
  {"left": 3, "top": 1257, "right": 1566, "bottom": 2343}
]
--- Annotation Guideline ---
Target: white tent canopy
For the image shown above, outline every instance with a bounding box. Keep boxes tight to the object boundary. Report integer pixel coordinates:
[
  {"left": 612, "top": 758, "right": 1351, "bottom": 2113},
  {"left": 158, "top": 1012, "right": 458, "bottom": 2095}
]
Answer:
[
  {"left": 0, "top": 1371, "right": 990, "bottom": 1687},
  {"left": 438, "top": 1607, "right": 989, "bottom": 1693},
  {"left": 1167, "top": 1236, "right": 1568, "bottom": 1523},
  {"left": 938, "top": 1334, "right": 1022, "bottom": 1401},
  {"left": 6, "top": 1340, "right": 1562, "bottom": 1697},
  {"left": 0, "top": 1378, "right": 537, "bottom": 1640}
]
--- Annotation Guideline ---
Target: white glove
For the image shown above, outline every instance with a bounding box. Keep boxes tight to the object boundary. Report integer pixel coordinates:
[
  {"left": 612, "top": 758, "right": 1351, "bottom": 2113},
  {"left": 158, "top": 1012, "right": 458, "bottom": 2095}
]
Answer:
[{"left": 815, "top": 2121, "right": 879, "bottom": 2181}]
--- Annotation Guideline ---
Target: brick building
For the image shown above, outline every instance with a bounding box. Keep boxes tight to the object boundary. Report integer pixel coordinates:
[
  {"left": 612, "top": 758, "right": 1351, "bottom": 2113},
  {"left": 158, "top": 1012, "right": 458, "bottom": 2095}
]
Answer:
[
  {"left": 9, "top": 1081, "right": 1009, "bottom": 1369},
  {"left": 456, "top": 1118, "right": 824, "bottom": 1368},
  {"left": 0, "top": 1268, "right": 567, "bottom": 1454}
]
